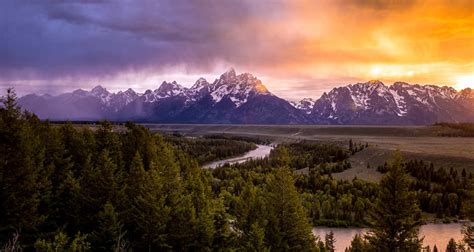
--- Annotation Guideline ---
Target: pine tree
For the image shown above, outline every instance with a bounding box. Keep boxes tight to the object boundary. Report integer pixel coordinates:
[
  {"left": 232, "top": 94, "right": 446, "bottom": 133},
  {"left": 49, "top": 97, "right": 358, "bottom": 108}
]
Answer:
[
  {"left": 92, "top": 150, "right": 119, "bottom": 207},
  {"left": 346, "top": 234, "right": 369, "bottom": 252},
  {"left": 325, "top": 231, "right": 335, "bottom": 251},
  {"left": 446, "top": 238, "right": 457, "bottom": 252},
  {"left": 235, "top": 181, "right": 267, "bottom": 250},
  {"left": 52, "top": 169, "right": 82, "bottom": 231},
  {"left": 347, "top": 234, "right": 365, "bottom": 251},
  {"left": 123, "top": 153, "right": 169, "bottom": 250},
  {"left": 264, "top": 168, "right": 316, "bottom": 251},
  {"left": 91, "top": 202, "right": 124, "bottom": 251},
  {"left": 244, "top": 223, "right": 268, "bottom": 252},
  {"left": 96, "top": 121, "right": 123, "bottom": 170},
  {"left": 211, "top": 195, "right": 235, "bottom": 250},
  {"left": 365, "top": 150, "right": 423, "bottom": 252},
  {"left": 177, "top": 163, "right": 218, "bottom": 250},
  {"left": 270, "top": 146, "right": 291, "bottom": 167}
]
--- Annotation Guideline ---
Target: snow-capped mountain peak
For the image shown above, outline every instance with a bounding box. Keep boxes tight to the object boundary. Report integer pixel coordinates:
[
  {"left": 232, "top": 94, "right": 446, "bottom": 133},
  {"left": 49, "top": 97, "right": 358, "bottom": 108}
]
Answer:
[
  {"left": 89, "top": 85, "right": 111, "bottom": 105},
  {"left": 90, "top": 85, "right": 109, "bottom": 96},
  {"left": 191, "top": 77, "right": 210, "bottom": 91},
  {"left": 217, "top": 68, "right": 237, "bottom": 85},
  {"left": 209, "top": 69, "right": 271, "bottom": 107},
  {"left": 113, "top": 88, "right": 138, "bottom": 107},
  {"left": 156, "top": 81, "right": 187, "bottom": 97},
  {"left": 291, "top": 98, "right": 316, "bottom": 114}
]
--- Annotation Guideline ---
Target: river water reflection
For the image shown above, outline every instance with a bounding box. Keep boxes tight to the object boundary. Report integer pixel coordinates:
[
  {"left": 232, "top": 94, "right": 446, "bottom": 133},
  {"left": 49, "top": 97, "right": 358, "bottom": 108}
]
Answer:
[
  {"left": 202, "top": 144, "right": 273, "bottom": 169},
  {"left": 312, "top": 223, "right": 468, "bottom": 251}
]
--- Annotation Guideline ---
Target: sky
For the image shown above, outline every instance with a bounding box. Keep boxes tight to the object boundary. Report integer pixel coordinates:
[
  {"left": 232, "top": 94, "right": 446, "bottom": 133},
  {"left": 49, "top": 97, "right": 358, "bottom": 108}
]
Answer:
[{"left": 1, "top": 0, "right": 473, "bottom": 100}]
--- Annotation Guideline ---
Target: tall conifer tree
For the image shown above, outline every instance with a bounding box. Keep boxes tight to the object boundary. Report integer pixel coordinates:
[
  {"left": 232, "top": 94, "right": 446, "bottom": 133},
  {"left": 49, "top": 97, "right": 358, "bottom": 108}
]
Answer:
[{"left": 365, "top": 150, "right": 422, "bottom": 252}]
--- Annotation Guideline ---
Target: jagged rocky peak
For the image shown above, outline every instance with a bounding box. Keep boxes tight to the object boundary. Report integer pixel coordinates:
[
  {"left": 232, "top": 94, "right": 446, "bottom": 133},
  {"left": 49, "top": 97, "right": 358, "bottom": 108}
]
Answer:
[
  {"left": 458, "top": 87, "right": 474, "bottom": 100},
  {"left": 214, "top": 68, "right": 269, "bottom": 93},
  {"left": 361, "top": 80, "right": 387, "bottom": 91},
  {"left": 72, "top": 89, "right": 88, "bottom": 96},
  {"left": 460, "top": 87, "right": 473, "bottom": 94},
  {"left": 144, "top": 89, "right": 153, "bottom": 95},
  {"left": 191, "top": 77, "right": 210, "bottom": 90},
  {"left": 125, "top": 87, "right": 136, "bottom": 94},
  {"left": 218, "top": 67, "right": 237, "bottom": 83},
  {"left": 367, "top": 80, "right": 384, "bottom": 85},
  {"left": 206, "top": 68, "right": 271, "bottom": 106},
  {"left": 156, "top": 81, "right": 187, "bottom": 96},
  {"left": 90, "top": 85, "right": 110, "bottom": 96},
  {"left": 117, "top": 88, "right": 137, "bottom": 95}
]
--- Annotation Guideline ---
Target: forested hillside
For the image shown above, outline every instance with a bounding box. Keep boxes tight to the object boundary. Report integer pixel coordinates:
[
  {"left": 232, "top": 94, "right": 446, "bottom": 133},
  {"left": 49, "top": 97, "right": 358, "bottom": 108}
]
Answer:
[
  {"left": 0, "top": 89, "right": 317, "bottom": 250},
  {"left": 1, "top": 89, "right": 473, "bottom": 251}
]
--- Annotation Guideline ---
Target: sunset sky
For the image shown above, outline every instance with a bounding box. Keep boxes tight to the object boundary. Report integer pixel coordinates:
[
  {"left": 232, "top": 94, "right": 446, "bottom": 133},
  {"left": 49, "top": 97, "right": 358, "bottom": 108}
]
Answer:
[{"left": 1, "top": 0, "right": 473, "bottom": 100}]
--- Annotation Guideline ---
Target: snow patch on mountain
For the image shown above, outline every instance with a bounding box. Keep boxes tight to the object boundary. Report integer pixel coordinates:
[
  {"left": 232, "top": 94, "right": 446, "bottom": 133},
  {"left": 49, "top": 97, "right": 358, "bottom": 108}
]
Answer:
[
  {"left": 291, "top": 98, "right": 316, "bottom": 114},
  {"left": 388, "top": 89, "right": 407, "bottom": 116}
]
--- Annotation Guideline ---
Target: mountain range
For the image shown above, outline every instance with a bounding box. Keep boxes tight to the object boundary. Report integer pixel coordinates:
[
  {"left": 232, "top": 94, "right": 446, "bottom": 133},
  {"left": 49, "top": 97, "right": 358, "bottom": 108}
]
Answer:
[{"left": 18, "top": 69, "right": 474, "bottom": 125}]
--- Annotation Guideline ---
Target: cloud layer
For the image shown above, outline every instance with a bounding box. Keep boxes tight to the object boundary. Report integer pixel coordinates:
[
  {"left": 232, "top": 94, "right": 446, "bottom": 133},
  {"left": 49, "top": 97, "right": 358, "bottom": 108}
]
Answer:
[{"left": 1, "top": 0, "right": 473, "bottom": 99}]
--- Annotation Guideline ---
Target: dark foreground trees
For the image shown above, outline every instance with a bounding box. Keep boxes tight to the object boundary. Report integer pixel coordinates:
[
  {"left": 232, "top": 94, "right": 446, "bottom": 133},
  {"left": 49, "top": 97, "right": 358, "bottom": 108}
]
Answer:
[
  {"left": 0, "top": 89, "right": 227, "bottom": 250},
  {"left": 0, "top": 89, "right": 319, "bottom": 250},
  {"left": 233, "top": 167, "right": 317, "bottom": 251}
]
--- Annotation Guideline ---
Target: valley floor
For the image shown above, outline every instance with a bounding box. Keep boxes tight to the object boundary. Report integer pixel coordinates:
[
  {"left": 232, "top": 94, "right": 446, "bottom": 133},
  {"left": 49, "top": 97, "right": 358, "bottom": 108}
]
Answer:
[{"left": 146, "top": 124, "right": 474, "bottom": 176}]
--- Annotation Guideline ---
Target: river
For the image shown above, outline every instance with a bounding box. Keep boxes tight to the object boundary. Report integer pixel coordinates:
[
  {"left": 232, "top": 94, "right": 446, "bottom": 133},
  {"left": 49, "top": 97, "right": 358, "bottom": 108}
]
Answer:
[
  {"left": 202, "top": 144, "right": 274, "bottom": 169},
  {"left": 312, "top": 223, "right": 468, "bottom": 251},
  {"left": 201, "top": 144, "right": 467, "bottom": 250}
]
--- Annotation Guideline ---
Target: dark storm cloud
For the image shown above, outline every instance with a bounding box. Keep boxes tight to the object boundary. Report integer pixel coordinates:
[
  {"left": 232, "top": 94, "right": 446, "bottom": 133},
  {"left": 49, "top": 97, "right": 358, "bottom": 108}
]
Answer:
[{"left": 0, "top": 0, "right": 259, "bottom": 84}]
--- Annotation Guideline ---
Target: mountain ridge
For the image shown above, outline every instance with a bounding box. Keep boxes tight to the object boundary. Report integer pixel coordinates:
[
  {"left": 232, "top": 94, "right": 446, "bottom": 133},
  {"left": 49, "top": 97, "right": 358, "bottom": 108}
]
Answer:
[{"left": 18, "top": 70, "right": 474, "bottom": 124}]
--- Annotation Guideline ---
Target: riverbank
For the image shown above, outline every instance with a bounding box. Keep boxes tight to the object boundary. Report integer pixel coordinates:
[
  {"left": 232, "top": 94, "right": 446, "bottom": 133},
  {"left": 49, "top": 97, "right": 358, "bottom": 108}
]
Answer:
[{"left": 202, "top": 144, "right": 274, "bottom": 169}]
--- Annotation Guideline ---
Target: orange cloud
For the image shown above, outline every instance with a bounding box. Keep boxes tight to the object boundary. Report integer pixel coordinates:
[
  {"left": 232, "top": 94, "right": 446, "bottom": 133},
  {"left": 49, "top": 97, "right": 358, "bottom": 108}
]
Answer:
[{"left": 242, "top": 0, "right": 473, "bottom": 95}]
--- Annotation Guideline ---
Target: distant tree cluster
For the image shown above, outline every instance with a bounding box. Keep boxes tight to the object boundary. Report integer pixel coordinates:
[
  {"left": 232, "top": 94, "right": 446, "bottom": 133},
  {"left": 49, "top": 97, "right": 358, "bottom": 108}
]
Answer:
[
  {"left": 203, "top": 134, "right": 271, "bottom": 145},
  {"left": 434, "top": 122, "right": 474, "bottom": 137},
  {"left": 348, "top": 139, "right": 368, "bottom": 155},
  {"left": 378, "top": 159, "right": 473, "bottom": 220},
  {"left": 272, "top": 142, "right": 350, "bottom": 170}
]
